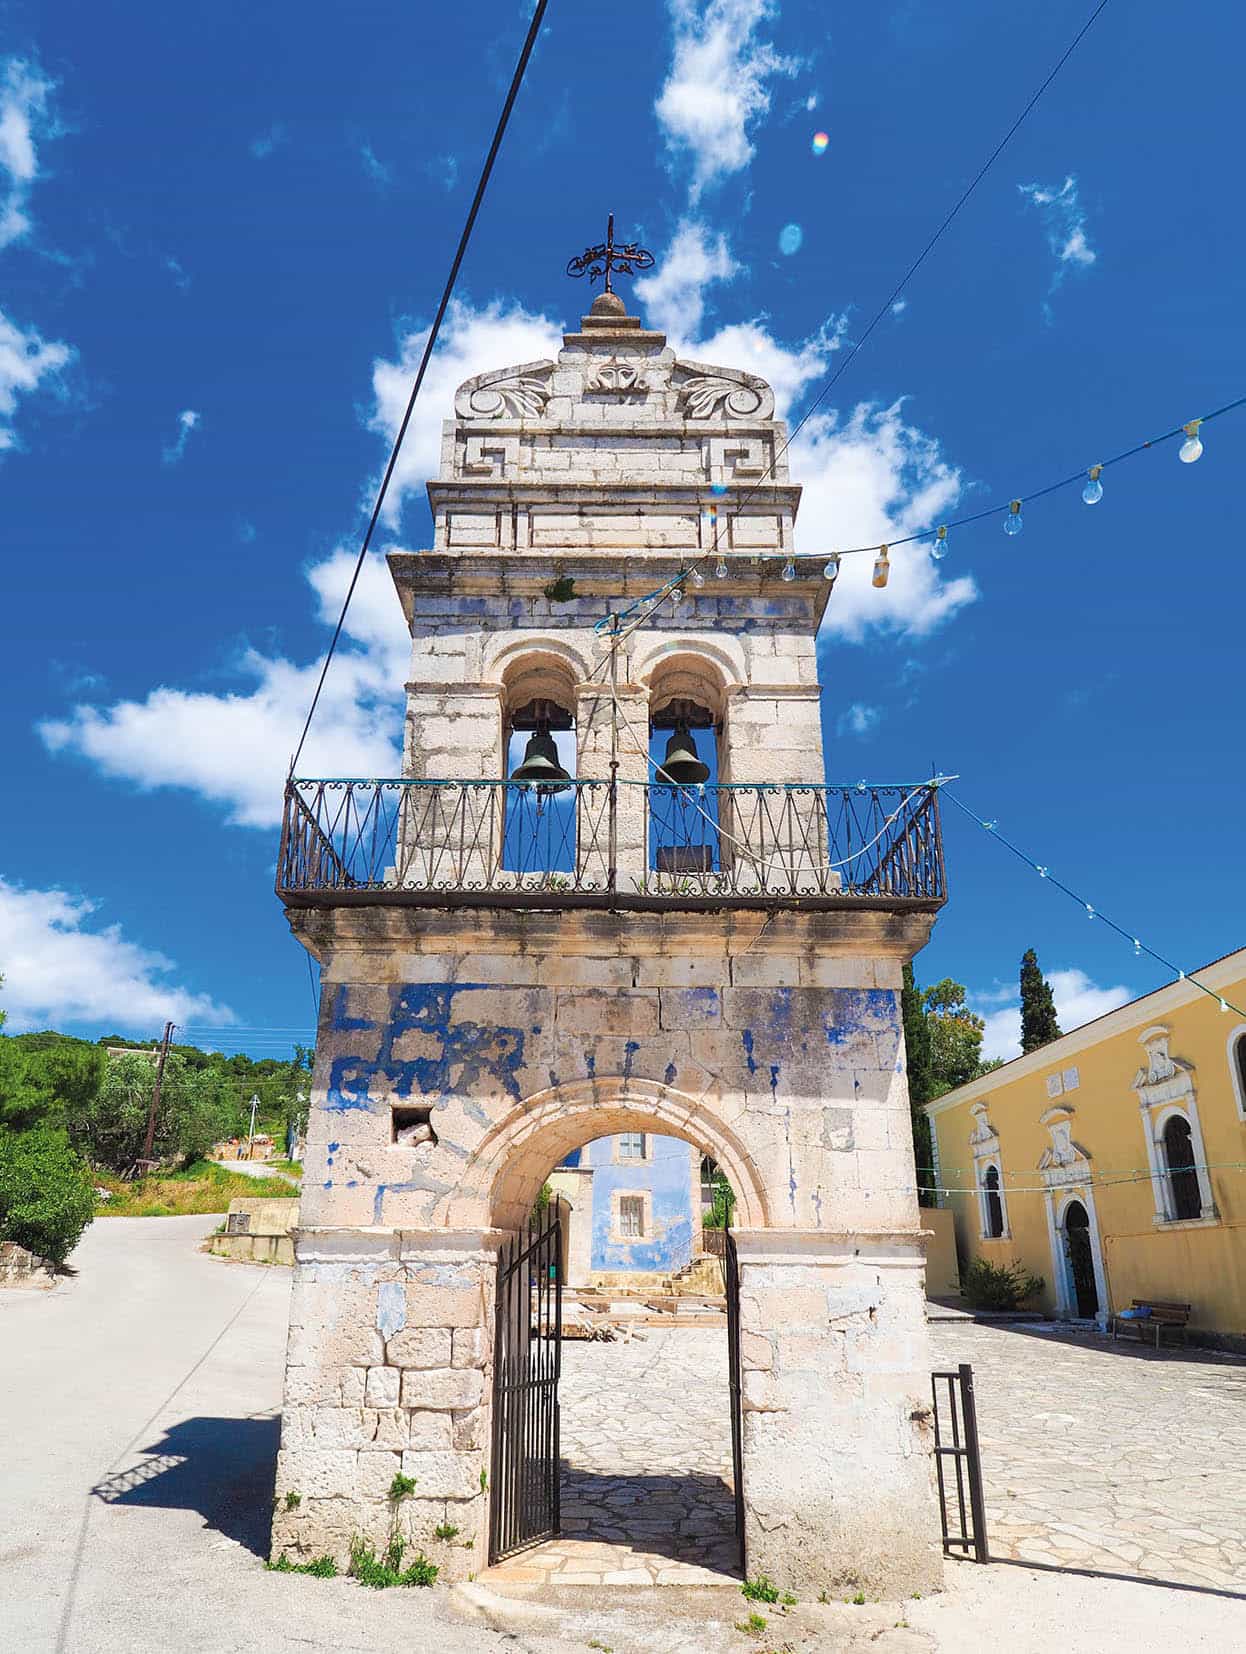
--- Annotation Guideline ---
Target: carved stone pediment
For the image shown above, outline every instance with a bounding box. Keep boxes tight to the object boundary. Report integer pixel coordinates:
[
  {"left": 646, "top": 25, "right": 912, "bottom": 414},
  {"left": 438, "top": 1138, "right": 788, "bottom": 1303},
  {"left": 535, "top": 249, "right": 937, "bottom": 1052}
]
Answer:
[
  {"left": 454, "top": 360, "right": 555, "bottom": 420},
  {"left": 674, "top": 360, "right": 774, "bottom": 420},
  {"left": 967, "top": 1100, "right": 999, "bottom": 1156},
  {"left": 1132, "top": 1025, "right": 1195, "bottom": 1101},
  {"left": 1038, "top": 1107, "right": 1091, "bottom": 1185},
  {"left": 588, "top": 356, "right": 651, "bottom": 395}
]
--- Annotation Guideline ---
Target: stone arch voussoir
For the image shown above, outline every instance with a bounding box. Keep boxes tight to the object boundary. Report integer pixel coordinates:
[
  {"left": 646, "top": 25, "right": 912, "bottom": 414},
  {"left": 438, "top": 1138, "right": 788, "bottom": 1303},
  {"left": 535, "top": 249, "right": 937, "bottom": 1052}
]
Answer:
[{"left": 437, "top": 1076, "right": 770, "bottom": 1232}]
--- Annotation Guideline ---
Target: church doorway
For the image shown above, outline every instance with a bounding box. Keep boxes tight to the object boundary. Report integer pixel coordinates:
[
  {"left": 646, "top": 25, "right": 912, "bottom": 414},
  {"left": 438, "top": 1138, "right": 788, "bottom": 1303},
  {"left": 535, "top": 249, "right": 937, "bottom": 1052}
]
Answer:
[
  {"left": 486, "top": 1129, "right": 744, "bottom": 1586},
  {"left": 1062, "top": 1200, "right": 1099, "bottom": 1319}
]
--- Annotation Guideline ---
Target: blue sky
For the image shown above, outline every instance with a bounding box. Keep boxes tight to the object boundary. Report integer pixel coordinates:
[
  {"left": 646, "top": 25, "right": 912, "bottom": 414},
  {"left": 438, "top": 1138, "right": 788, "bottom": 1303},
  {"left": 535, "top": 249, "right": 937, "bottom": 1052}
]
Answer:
[{"left": 1, "top": 0, "right": 1243, "bottom": 1061}]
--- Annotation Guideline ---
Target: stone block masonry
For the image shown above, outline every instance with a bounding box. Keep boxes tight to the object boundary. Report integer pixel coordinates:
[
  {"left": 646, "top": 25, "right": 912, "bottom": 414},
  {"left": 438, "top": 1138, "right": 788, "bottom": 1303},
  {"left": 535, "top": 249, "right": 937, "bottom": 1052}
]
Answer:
[
  {"left": 272, "top": 906, "right": 944, "bottom": 1593},
  {"left": 274, "top": 292, "right": 946, "bottom": 1597},
  {"left": 271, "top": 1230, "right": 494, "bottom": 1581}
]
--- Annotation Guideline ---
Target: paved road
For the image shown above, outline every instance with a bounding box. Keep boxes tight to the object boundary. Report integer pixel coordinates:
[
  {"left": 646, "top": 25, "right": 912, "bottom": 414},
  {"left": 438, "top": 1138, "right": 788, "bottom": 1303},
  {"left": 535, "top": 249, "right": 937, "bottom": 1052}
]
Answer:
[
  {"left": 214, "top": 1159, "right": 300, "bottom": 1186},
  {"left": 930, "top": 1320, "right": 1246, "bottom": 1590},
  {"left": 2, "top": 1219, "right": 1241, "bottom": 1653}
]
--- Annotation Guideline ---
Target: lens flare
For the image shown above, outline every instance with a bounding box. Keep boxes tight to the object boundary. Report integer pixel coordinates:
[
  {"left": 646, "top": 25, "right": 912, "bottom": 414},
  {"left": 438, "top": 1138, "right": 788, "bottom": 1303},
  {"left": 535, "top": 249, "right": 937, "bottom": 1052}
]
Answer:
[
  {"left": 811, "top": 131, "right": 829, "bottom": 155},
  {"left": 710, "top": 481, "right": 728, "bottom": 497},
  {"left": 779, "top": 223, "right": 803, "bottom": 256}
]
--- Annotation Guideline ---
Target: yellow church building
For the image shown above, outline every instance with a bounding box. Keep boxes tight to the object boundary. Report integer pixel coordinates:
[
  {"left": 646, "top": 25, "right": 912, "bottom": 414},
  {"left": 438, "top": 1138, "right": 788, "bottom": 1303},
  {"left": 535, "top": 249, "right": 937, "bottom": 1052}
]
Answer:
[{"left": 924, "top": 947, "right": 1246, "bottom": 1347}]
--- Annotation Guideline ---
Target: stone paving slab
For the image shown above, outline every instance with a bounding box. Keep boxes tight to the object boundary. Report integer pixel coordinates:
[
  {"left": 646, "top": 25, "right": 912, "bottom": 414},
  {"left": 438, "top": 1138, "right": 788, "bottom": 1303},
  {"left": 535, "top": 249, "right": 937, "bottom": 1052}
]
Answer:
[
  {"left": 930, "top": 1320, "right": 1246, "bottom": 1594},
  {"left": 486, "top": 1326, "right": 739, "bottom": 1587}
]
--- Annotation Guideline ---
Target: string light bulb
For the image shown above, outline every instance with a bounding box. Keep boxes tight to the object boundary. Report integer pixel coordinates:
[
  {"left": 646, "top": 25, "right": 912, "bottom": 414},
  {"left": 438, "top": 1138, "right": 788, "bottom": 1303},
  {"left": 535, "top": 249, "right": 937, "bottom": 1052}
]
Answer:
[
  {"left": 782, "top": 557, "right": 797, "bottom": 582},
  {"left": 823, "top": 553, "right": 841, "bottom": 585},
  {"left": 1004, "top": 499, "right": 1023, "bottom": 537},
  {"left": 670, "top": 582, "right": 684, "bottom": 609},
  {"left": 1133, "top": 938, "right": 1142, "bottom": 956},
  {"left": 691, "top": 565, "right": 705, "bottom": 588},
  {"left": 872, "top": 544, "right": 890, "bottom": 588},
  {"left": 1082, "top": 465, "right": 1103, "bottom": 505},
  {"left": 715, "top": 554, "right": 728, "bottom": 579},
  {"left": 932, "top": 525, "right": 949, "bottom": 560},
  {"left": 1179, "top": 420, "right": 1203, "bottom": 463}
]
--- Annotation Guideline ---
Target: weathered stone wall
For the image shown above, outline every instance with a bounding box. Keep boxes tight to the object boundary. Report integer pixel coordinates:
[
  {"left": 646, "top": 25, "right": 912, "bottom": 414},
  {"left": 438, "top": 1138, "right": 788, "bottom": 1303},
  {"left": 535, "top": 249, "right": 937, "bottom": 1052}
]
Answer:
[
  {"left": 270, "top": 1228, "right": 492, "bottom": 1581},
  {"left": 272, "top": 907, "right": 941, "bottom": 1590},
  {"left": 0, "top": 1241, "right": 58, "bottom": 1289}
]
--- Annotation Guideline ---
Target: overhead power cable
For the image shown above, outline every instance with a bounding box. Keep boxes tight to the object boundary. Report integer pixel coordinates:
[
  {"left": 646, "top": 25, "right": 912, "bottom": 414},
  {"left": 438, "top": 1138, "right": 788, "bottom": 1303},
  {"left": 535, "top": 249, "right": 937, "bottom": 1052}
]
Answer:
[
  {"left": 582, "top": 0, "right": 1114, "bottom": 678},
  {"left": 289, "top": 0, "right": 552, "bottom": 775}
]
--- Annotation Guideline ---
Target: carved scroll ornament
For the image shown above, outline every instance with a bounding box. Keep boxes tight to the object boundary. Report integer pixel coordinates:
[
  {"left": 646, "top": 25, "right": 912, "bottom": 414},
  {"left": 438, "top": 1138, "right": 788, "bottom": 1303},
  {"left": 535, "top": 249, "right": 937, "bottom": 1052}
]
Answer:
[
  {"left": 678, "top": 372, "right": 772, "bottom": 420},
  {"left": 455, "top": 362, "right": 555, "bottom": 420}
]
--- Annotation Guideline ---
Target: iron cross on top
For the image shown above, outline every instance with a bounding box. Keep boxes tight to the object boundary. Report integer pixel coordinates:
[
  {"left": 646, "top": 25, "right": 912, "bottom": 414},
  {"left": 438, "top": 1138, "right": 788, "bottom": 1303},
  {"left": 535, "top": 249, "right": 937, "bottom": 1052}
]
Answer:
[{"left": 565, "top": 213, "right": 655, "bottom": 294}]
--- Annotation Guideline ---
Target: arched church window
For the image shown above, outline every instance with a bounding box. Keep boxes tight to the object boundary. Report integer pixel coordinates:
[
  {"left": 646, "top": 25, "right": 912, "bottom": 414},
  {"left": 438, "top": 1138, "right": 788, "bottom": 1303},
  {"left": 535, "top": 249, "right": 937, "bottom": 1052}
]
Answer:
[
  {"left": 982, "top": 1165, "right": 1004, "bottom": 1239},
  {"left": 1162, "top": 1114, "right": 1202, "bottom": 1221}
]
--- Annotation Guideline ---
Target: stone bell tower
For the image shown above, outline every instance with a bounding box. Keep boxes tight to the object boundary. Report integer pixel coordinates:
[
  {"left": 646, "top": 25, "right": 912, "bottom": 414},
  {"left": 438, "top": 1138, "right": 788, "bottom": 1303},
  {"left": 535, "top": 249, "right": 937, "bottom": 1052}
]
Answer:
[{"left": 271, "top": 228, "right": 948, "bottom": 1597}]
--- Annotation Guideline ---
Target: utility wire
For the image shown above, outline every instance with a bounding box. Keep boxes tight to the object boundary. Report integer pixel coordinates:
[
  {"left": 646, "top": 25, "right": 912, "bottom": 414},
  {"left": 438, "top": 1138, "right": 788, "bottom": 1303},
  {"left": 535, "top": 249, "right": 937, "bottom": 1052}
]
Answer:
[
  {"left": 583, "top": 0, "right": 1115, "bottom": 672},
  {"left": 289, "top": 0, "right": 552, "bottom": 775},
  {"left": 595, "top": 393, "right": 1246, "bottom": 637},
  {"left": 942, "top": 787, "right": 1246, "bottom": 1022}
]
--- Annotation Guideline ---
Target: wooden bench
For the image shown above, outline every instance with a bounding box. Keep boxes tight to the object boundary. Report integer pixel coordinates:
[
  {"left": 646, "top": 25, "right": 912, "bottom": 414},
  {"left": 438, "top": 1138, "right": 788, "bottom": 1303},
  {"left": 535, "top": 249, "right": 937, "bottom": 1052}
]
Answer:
[{"left": 1110, "top": 1299, "right": 1191, "bottom": 1348}]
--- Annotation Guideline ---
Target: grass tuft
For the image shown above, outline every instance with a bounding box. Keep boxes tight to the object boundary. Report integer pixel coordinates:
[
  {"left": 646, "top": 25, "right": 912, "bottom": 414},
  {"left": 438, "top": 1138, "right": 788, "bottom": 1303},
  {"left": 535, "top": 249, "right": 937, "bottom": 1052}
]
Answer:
[{"left": 348, "top": 1536, "right": 438, "bottom": 1589}]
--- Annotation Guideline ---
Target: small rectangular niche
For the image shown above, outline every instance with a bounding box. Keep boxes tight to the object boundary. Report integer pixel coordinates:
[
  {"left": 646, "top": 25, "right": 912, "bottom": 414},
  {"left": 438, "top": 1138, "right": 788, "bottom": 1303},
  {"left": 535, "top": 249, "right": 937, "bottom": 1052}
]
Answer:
[{"left": 391, "top": 1105, "right": 438, "bottom": 1148}]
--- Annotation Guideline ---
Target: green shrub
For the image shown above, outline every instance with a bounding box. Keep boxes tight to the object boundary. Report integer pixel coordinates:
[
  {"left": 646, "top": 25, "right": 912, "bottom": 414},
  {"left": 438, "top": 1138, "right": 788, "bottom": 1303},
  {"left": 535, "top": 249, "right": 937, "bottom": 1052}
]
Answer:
[
  {"left": 0, "top": 1125, "right": 95, "bottom": 1265},
  {"left": 961, "top": 1257, "right": 1044, "bottom": 1311}
]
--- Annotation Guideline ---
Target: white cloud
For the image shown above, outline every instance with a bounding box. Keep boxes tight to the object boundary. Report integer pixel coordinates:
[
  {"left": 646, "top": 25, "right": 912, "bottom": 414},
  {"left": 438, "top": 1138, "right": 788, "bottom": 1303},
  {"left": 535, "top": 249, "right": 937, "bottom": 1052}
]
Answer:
[
  {"left": 634, "top": 218, "right": 739, "bottom": 339},
  {"left": 836, "top": 702, "right": 881, "bottom": 737},
  {"left": 39, "top": 548, "right": 410, "bottom": 829},
  {"left": 0, "top": 57, "right": 53, "bottom": 249},
  {"left": 360, "top": 142, "right": 392, "bottom": 189},
  {"left": 1018, "top": 175, "right": 1097, "bottom": 300},
  {"left": 250, "top": 122, "right": 287, "bottom": 160},
  {"left": 425, "top": 153, "right": 458, "bottom": 192},
  {"left": 978, "top": 968, "right": 1132, "bottom": 1063},
  {"left": 369, "top": 296, "right": 563, "bottom": 521},
  {"left": 656, "top": 0, "right": 799, "bottom": 201},
  {"left": 0, "top": 877, "right": 234, "bottom": 1032},
  {"left": 0, "top": 306, "right": 73, "bottom": 452},
  {"left": 161, "top": 407, "right": 200, "bottom": 465}
]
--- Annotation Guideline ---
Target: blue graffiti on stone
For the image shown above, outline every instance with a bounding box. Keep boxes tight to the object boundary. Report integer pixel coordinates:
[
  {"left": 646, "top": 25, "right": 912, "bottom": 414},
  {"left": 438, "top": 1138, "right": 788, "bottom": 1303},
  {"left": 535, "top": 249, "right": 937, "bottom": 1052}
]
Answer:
[{"left": 325, "top": 984, "right": 527, "bottom": 1113}]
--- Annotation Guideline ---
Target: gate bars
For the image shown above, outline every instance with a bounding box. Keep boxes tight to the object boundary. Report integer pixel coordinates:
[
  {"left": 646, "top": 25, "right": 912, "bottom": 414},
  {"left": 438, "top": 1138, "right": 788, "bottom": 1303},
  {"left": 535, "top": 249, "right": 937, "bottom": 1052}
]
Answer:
[
  {"left": 931, "top": 1363, "right": 989, "bottom": 1563},
  {"left": 489, "top": 1208, "right": 563, "bottom": 1564},
  {"left": 723, "top": 1230, "right": 746, "bottom": 1575}
]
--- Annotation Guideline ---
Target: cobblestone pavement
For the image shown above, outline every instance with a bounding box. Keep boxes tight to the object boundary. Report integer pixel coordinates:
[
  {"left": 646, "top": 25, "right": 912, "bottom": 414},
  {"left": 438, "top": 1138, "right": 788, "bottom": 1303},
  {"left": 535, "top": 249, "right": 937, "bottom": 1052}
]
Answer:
[
  {"left": 486, "top": 1325, "right": 738, "bottom": 1587},
  {"left": 930, "top": 1320, "right": 1246, "bottom": 1593}
]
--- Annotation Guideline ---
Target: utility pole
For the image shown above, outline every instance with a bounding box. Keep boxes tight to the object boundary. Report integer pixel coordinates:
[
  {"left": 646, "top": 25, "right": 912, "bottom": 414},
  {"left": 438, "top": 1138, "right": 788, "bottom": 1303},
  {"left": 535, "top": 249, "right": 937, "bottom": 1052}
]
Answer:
[
  {"left": 247, "top": 1093, "right": 260, "bottom": 1157},
  {"left": 138, "top": 1020, "right": 175, "bottom": 1174}
]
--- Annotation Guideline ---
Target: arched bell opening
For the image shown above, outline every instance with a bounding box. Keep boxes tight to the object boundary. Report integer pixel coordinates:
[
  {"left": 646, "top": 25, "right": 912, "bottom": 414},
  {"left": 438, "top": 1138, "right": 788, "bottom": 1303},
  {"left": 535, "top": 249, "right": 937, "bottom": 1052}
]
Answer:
[
  {"left": 646, "top": 654, "right": 728, "bottom": 882},
  {"left": 500, "top": 654, "right": 578, "bottom": 877}
]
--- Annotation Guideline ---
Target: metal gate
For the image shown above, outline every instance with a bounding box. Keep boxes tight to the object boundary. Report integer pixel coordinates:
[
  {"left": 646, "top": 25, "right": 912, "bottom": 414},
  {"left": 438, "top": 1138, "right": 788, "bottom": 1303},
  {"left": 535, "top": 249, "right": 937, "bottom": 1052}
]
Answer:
[
  {"left": 724, "top": 1228, "right": 746, "bottom": 1573},
  {"left": 488, "top": 1207, "right": 563, "bottom": 1564},
  {"left": 931, "top": 1362, "right": 989, "bottom": 1563}
]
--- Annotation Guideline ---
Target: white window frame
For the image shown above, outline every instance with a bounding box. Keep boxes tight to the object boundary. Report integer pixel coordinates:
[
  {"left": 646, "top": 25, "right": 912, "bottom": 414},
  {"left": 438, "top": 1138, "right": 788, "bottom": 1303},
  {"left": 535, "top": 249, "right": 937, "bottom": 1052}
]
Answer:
[
  {"left": 968, "top": 1101, "right": 1010, "bottom": 1240},
  {"left": 1227, "top": 1024, "right": 1246, "bottom": 1124},
  {"left": 610, "top": 1188, "right": 651, "bottom": 1244},
  {"left": 614, "top": 1132, "right": 648, "bottom": 1163},
  {"left": 978, "top": 1161, "right": 1008, "bottom": 1241},
  {"left": 1133, "top": 1026, "right": 1218, "bottom": 1227}
]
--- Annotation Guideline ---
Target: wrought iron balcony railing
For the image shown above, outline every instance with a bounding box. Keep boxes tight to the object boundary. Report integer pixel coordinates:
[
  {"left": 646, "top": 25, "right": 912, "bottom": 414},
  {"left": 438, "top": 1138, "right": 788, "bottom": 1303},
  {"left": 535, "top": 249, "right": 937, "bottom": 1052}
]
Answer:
[{"left": 276, "top": 778, "right": 945, "bottom": 910}]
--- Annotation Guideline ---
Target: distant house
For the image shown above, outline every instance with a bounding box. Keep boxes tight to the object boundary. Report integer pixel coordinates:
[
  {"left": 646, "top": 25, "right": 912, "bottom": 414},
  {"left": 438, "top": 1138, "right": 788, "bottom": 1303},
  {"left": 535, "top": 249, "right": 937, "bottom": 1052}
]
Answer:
[{"left": 549, "top": 1133, "right": 701, "bottom": 1284}]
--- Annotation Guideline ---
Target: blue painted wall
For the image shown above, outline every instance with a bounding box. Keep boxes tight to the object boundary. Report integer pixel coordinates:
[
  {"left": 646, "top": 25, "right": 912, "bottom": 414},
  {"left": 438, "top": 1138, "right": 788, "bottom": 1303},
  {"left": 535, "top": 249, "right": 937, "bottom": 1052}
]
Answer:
[{"left": 579, "top": 1133, "right": 696, "bottom": 1274}]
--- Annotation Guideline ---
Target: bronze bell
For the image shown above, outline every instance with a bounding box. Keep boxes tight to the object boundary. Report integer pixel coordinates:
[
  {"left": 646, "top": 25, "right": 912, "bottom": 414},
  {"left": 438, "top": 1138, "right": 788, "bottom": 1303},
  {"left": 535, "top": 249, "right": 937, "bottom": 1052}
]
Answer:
[
  {"left": 509, "top": 727, "right": 571, "bottom": 791},
  {"left": 655, "top": 723, "right": 710, "bottom": 787}
]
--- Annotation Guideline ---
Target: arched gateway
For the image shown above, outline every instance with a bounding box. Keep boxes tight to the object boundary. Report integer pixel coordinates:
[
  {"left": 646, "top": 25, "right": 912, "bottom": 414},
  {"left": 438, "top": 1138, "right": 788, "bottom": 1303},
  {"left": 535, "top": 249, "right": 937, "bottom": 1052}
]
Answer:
[{"left": 271, "top": 260, "right": 948, "bottom": 1598}]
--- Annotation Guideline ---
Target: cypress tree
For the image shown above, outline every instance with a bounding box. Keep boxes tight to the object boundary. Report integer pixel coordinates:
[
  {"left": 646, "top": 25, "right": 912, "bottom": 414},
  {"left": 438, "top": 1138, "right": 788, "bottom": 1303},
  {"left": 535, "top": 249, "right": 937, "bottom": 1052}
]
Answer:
[
  {"left": 1019, "top": 948, "right": 1062, "bottom": 1053},
  {"left": 901, "top": 964, "right": 936, "bottom": 1206}
]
